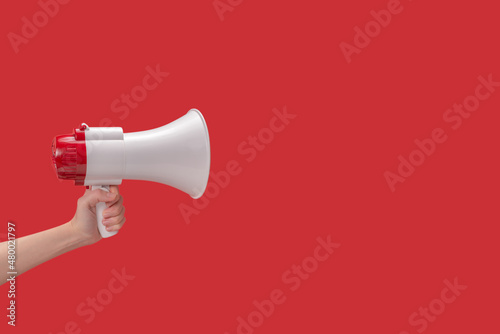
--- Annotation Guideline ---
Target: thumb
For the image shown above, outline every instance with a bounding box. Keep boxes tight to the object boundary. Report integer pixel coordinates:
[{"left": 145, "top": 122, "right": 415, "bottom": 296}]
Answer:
[{"left": 86, "top": 189, "right": 117, "bottom": 207}]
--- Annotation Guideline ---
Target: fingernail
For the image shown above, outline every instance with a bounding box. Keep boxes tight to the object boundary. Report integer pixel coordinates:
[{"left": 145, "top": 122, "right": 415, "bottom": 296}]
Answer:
[
  {"left": 106, "top": 226, "right": 112, "bottom": 231},
  {"left": 102, "top": 220, "right": 109, "bottom": 225},
  {"left": 107, "top": 192, "right": 115, "bottom": 198}
]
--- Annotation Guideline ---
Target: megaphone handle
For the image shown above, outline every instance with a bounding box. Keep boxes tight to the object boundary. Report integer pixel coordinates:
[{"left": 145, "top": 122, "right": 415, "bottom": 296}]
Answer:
[{"left": 91, "top": 185, "right": 119, "bottom": 239}]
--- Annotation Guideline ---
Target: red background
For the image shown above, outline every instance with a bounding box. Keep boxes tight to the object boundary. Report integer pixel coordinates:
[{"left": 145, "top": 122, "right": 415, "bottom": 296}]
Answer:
[{"left": 1, "top": 0, "right": 499, "bottom": 333}]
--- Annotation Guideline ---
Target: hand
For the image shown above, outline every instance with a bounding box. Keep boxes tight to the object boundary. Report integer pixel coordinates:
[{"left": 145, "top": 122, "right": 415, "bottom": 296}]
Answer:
[{"left": 70, "top": 186, "right": 126, "bottom": 245}]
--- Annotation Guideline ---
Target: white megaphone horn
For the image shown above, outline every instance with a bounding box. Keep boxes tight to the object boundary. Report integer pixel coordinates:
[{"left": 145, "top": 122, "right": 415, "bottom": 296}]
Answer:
[{"left": 51, "top": 108, "right": 210, "bottom": 238}]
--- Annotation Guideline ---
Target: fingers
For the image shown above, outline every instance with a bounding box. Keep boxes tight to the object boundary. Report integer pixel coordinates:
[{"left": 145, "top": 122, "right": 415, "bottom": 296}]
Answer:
[
  {"left": 85, "top": 189, "right": 114, "bottom": 205},
  {"left": 105, "top": 186, "right": 122, "bottom": 207},
  {"left": 108, "top": 193, "right": 123, "bottom": 208},
  {"left": 103, "top": 203, "right": 124, "bottom": 219},
  {"left": 79, "top": 186, "right": 127, "bottom": 233},
  {"left": 102, "top": 212, "right": 126, "bottom": 232},
  {"left": 102, "top": 189, "right": 125, "bottom": 232},
  {"left": 108, "top": 185, "right": 120, "bottom": 195},
  {"left": 86, "top": 188, "right": 120, "bottom": 207}
]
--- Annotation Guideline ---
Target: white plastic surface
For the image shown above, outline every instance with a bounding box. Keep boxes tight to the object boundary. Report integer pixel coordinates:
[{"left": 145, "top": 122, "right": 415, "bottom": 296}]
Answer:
[
  {"left": 83, "top": 109, "right": 210, "bottom": 199},
  {"left": 92, "top": 185, "right": 118, "bottom": 238},
  {"left": 85, "top": 127, "right": 125, "bottom": 186},
  {"left": 122, "top": 109, "right": 210, "bottom": 198}
]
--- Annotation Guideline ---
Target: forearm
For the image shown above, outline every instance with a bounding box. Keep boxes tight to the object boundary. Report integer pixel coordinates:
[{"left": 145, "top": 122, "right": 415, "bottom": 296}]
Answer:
[{"left": 0, "top": 222, "right": 87, "bottom": 284}]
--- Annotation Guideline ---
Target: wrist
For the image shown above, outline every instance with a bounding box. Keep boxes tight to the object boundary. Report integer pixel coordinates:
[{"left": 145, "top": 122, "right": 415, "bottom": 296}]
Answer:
[{"left": 64, "top": 221, "right": 94, "bottom": 248}]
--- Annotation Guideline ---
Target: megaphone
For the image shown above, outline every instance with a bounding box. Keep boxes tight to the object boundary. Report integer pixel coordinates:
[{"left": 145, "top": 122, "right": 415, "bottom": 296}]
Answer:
[{"left": 51, "top": 109, "right": 210, "bottom": 238}]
